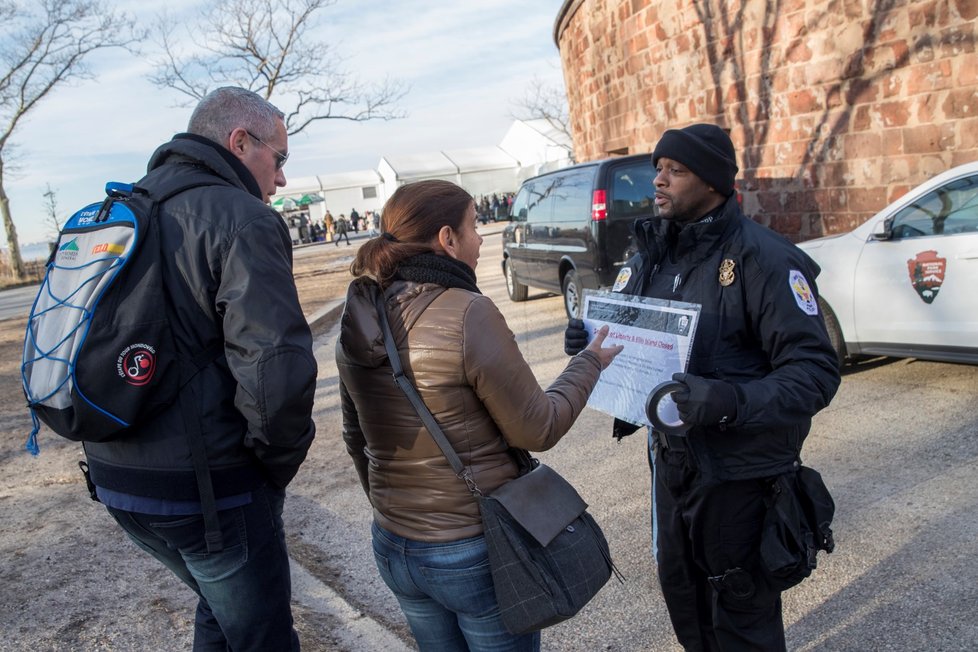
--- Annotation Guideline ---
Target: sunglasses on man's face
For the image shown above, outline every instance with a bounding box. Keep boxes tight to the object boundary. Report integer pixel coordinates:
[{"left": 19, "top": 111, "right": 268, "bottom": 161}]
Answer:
[{"left": 245, "top": 130, "right": 289, "bottom": 170}]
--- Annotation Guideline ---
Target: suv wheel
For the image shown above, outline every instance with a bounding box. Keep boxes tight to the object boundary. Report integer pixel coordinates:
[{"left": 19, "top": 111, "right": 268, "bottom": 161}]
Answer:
[
  {"left": 504, "top": 259, "right": 528, "bottom": 302},
  {"left": 562, "top": 270, "right": 583, "bottom": 319}
]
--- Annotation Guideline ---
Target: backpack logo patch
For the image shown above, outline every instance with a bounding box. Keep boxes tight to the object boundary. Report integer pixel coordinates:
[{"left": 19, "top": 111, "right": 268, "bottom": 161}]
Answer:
[
  {"left": 92, "top": 242, "right": 125, "bottom": 256},
  {"left": 57, "top": 238, "right": 80, "bottom": 262},
  {"left": 118, "top": 343, "right": 157, "bottom": 386},
  {"left": 77, "top": 207, "right": 99, "bottom": 225}
]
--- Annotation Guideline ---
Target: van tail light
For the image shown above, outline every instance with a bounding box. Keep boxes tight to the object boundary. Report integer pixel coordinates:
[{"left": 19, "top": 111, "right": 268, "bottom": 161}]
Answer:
[{"left": 592, "top": 190, "right": 607, "bottom": 221}]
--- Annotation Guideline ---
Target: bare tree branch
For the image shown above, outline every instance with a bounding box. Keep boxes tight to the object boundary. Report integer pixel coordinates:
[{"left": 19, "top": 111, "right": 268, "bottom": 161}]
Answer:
[
  {"left": 511, "top": 75, "right": 575, "bottom": 160},
  {"left": 150, "top": 21, "right": 211, "bottom": 102},
  {"left": 148, "top": 0, "right": 408, "bottom": 136},
  {"left": 42, "top": 182, "right": 61, "bottom": 238},
  {"left": 0, "top": 0, "right": 143, "bottom": 279}
]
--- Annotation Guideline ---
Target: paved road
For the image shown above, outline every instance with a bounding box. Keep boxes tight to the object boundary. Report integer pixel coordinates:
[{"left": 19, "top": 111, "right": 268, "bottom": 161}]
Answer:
[
  {"left": 290, "top": 229, "right": 978, "bottom": 651},
  {"left": 0, "top": 284, "right": 39, "bottom": 321},
  {"left": 0, "top": 229, "right": 374, "bottom": 322}
]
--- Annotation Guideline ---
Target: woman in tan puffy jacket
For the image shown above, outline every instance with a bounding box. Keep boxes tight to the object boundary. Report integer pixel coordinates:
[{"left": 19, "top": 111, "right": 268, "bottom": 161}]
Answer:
[{"left": 335, "top": 180, "right": 622, "bottom": 652}]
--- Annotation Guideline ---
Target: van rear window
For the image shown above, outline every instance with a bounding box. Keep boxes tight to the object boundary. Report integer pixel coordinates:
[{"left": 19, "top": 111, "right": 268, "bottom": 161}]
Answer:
[
  {"left": 548, "top": 169, "right": 593, "bottom": 223},
  {"left": 611, "top": 163, "right": 655, "bottom": 219}
]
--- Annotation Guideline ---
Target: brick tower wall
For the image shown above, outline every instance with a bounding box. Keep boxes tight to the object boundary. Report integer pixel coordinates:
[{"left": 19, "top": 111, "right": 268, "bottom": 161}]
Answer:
[{"left": 554, "top": 0, "right": 978, "bottom": 240}]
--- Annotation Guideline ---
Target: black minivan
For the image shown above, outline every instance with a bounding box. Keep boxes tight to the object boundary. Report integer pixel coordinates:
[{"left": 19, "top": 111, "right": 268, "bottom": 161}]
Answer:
[{"left": 501, "top": 153, "right": 655, "bottom": 317}]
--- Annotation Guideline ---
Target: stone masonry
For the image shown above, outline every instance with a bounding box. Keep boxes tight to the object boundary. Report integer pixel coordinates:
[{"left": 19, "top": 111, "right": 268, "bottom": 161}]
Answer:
[{"left": 554, "top": 0, "right": 978, "bottom": 239}]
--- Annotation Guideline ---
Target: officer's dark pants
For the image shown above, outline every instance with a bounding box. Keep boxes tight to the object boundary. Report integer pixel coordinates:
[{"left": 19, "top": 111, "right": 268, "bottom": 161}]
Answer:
[{"left": 654, "top": 442, "right": 786, "bottom": 652}]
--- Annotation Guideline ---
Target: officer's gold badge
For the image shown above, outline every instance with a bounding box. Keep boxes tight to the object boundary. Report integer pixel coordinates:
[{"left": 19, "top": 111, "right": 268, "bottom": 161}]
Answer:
[{"left": 719, "top": 259, "right": 736, "bottom": 286}]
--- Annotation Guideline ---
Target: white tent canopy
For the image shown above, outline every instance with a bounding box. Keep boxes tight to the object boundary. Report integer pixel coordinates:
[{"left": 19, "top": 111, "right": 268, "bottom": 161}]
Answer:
[
  {"left": 379, "top": 146, "right": 522, "bottom": 200},
  {"left": 500, "top": 119, "right": 574, "bottom": 181},
  {"left": 273, "top": 119, "right": 573, "bottom": 219},
  {"left": 274, "top": 170, "right": 384, "bottom": 222}
]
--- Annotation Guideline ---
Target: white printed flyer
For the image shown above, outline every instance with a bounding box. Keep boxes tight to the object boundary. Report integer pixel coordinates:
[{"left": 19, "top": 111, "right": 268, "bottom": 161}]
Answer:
[{"left": 582, "top": 290, "right": 701, "bottom": 426}]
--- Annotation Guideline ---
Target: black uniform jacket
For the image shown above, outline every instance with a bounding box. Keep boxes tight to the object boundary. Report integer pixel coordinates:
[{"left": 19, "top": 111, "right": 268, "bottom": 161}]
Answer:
[
  {"left": 85, "top": 134, "right": 317, "bottom": 500},
  {"left": 617, "top": 194, "right": 840, "bottom": 482}
]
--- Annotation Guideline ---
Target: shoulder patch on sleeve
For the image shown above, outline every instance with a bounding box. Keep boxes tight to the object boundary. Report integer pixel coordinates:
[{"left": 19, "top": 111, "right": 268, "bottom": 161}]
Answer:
[
  {"left": 612, "top": 267, "right": 633, "bottom": 292},
  {"left": 789, "top": 269, "right": 818, "bottom": 315}
]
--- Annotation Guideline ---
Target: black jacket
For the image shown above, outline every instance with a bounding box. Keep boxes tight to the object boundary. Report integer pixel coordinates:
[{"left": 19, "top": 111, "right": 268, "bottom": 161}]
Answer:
[
  {"left": 619, "top": 194, "right": 840, "bottom": 481},
  {"left": 85, "top": 135, "right": 317, "bottom": 500}
]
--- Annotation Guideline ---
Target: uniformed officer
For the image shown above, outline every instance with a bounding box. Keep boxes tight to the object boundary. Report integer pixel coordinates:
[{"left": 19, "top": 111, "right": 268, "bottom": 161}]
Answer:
[{"left": 565, "top": 124, "right": 841, "bottom": 651}]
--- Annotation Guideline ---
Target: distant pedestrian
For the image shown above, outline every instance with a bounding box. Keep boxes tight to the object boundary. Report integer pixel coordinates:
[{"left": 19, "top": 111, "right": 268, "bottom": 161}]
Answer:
[
  {"left": 350, "top": 207, "right": 361, "bottom": 232},
  {"left": 480, "top": 196, "right": 491, "bottom": 223},
  {"left": 335, "top": 214, "right": 351, "bottom": 246},
  {"left": 325, "top": 210, "right": 335, "bottom": 241},
  {"left": 367, "top": 210, "right": 379, "bottom": 237}
]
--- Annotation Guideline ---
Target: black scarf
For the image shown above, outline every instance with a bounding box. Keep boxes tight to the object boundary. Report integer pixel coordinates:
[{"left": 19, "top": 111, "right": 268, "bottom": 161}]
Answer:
[{"left": 394, "top": 253, "right": 481, "bottom": 294}]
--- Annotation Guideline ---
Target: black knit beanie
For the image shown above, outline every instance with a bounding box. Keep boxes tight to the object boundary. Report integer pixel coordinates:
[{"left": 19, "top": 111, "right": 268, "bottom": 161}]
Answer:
[{"left": 652, "top": 124, "right": 738, "bottom": 197}]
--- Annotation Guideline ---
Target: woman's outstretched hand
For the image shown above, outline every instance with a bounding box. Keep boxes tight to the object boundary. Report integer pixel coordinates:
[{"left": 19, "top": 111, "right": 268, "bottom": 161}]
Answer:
[{"left": 584, "top": 324, "right": 624, "bottom": 370}]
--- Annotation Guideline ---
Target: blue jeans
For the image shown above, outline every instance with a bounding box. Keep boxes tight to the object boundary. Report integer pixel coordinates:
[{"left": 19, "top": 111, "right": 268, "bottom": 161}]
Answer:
[
  {"left": 107, "top": 485, "right": 299, "bottom": 651},
  {"left": 371, "top": 522, "right": 540, "bottom": 652}
]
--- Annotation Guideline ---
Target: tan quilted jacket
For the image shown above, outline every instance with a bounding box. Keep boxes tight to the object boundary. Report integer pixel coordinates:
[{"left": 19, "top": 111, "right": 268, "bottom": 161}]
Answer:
[{"left": 336, "top": 277, "right": 603, "bottom": 542}]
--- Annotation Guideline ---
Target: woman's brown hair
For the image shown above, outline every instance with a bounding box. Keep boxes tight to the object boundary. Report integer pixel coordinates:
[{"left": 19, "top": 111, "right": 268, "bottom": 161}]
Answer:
[{"left": 351, "top": 180, "right": 473, "bottom": 284}]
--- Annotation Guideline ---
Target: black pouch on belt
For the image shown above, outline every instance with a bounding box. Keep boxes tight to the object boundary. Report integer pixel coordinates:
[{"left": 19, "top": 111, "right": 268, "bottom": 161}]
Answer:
[{"left": 759, "top": 465, "right": 836, "bottom": 591}]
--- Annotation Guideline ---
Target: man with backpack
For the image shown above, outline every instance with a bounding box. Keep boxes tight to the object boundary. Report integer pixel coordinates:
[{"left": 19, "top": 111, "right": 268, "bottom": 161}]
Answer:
[{"left": 83, "top": 87, "right": 317, "bottom": 650}]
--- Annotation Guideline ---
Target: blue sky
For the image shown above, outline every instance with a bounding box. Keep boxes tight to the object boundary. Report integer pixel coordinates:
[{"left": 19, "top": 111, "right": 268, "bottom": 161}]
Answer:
[{"left": 6, "top": 0, "right": 567, "bottom": 248}]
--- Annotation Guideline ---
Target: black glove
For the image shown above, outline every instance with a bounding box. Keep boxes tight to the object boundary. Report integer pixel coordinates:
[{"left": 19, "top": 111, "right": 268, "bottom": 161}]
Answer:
[
  {"left": 564, "top": 318, "right": 589, "bottom": 356},
  {"left": 671, "top": 373, "right": 738, "bottom": 427}
]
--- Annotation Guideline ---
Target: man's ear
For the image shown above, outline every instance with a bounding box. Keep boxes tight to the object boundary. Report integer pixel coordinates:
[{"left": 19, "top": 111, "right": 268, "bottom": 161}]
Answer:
[
  {"left": 436, "top": 225, "right": 457, "bottom": 258},
  {"left": 228, "top": 127, "right": 249, "bottom": 159}
]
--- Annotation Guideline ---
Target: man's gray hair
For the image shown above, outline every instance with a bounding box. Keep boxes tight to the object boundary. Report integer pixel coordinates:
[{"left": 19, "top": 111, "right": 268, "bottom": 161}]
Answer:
[{"left": 188, "top": 87, "right": 286, "bottom": 144}]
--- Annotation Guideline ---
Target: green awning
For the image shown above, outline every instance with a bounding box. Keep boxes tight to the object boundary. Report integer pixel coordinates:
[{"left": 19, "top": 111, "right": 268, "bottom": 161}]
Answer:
[{"left": 272, "top": 194, "right": 324, "bottom": 209}]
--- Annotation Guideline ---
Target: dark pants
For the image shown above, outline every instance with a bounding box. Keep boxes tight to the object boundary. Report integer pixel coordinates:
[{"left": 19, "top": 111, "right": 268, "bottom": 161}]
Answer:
[
  {"left": 654, "top": 443, "right": 786, "bottom": 652},
  {"left": 107, "top": 485, "right": 299, "bottom": 652},
  {"left": 335, "top": 230, "right": 350, "bottom": 245}
]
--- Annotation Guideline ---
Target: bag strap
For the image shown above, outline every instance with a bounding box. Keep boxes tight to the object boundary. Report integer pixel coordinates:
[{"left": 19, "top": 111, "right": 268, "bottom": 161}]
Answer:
[
  {"left": 373, "top": 288, "right": 483, "bottom": 495},
  {"left": 177, "top": 385, "right": 223, "bottom": 553},
  {"left": 146, "top": 178, "right": 231, "bottom": 555}
]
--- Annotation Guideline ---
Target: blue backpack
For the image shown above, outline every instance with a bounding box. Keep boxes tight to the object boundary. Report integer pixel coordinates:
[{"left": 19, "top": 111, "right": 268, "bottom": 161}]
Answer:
[{"left": 22, "top": 179, "right": 217, "bottom": 454}]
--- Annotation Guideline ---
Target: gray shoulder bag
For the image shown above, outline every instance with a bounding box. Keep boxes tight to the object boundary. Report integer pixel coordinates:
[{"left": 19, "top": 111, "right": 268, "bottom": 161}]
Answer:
[{"left": 374, "top": 288, "right": 621, "bottom": 635}]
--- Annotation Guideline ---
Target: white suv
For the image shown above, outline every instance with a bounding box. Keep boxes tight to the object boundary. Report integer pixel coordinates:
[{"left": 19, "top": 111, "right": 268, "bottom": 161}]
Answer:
[{"left": 798, "top": 161, "right": 978, "bottom": 365}]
